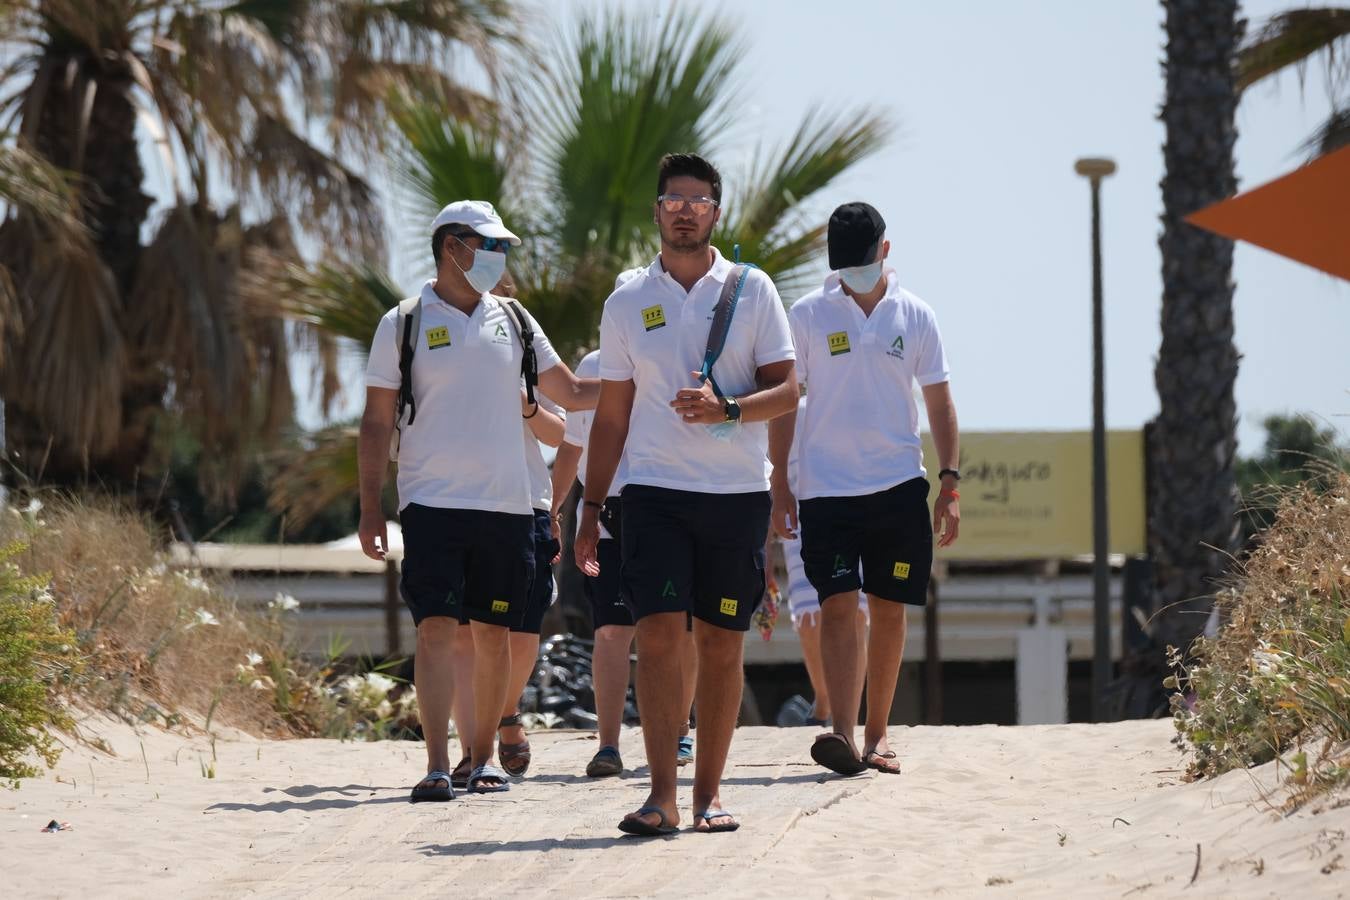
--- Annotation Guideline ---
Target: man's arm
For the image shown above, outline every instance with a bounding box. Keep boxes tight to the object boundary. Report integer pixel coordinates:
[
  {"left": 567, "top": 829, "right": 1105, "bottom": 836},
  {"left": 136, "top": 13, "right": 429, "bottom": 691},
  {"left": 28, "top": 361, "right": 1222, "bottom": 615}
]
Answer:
[
  {"left": 922, "top": 380, "right": 960, "bottom": 548},
  {"left": 575, "top": 379, "right": 635, "bottom": 576},
  {"left": 538, "top": 362, "right": 601, "bottom": 412},
  {"left": 357, "top": 386, "right": 398, "bottom": 560},
  {"left": 670, "top": 359, "right": 798, "bottom": 425},
  {"left": 550, "top": 440, "right": 582, "bottom": 520},
  {"left": 768, "top": 404, "right": 799, "bottom": 538},
  {"left": 523, "top": 390, "right": 566, "bottom": 447}
]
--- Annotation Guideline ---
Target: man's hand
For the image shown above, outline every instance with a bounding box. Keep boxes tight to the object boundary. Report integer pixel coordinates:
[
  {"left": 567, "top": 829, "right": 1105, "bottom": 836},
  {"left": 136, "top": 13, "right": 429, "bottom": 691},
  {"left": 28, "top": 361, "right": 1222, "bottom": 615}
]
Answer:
[
  {"left": 550, "top": 513, "right": 562, "bottom": 565},
  {"left": 670, "top": 372, "right": 725, "bottom": 424},
  {"left": 933, "top": 489, "right": 960, "bottom": 548},
  {"left": 770, "top": 481, "right": 799, "bottom": 540},
  {"left": 359, "top": 508, "right": 389, "bottom": 561},
  {"left": 520, "top": 388, "right": 536, "bottom": 417},
  {"left": 574, "top": 505, "right": 601, "bottom": 576}
]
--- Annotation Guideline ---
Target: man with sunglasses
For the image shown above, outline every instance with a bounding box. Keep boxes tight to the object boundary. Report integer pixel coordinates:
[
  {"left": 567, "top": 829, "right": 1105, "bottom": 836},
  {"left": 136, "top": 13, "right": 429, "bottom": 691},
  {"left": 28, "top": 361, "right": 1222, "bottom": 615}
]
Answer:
[
  {"left": 576, "top": 154, "right": 799, "bottom": 835},
  {"left": 359, "top": 200, "right": 599, "bottom": 800},
  {"left": 769, "top": 201, "right": 960, "bottom": 778}
]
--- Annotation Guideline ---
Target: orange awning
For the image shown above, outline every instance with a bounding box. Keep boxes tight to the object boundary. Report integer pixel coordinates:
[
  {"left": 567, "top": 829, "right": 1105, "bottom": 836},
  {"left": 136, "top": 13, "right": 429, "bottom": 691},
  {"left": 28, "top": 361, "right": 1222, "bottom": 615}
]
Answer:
[{"left": 1186, "top": 144, "right": 1350, "bottom": 282}]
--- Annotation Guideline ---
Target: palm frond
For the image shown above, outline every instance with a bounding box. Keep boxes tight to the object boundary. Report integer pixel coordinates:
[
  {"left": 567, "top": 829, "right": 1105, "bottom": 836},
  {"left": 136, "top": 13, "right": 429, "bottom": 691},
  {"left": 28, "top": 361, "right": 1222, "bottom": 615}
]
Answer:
[
  {"left": 1237, "top": 7, "right": 1350, "bottom": 92},
  {"left": 1304, "top": 103, "right": 1350, "bottom": 154},
  {"left": 267, "top": 423, "right": 360, "bottom": 529},
  {"left": 275, "top": 261, "right": 404, "bottom": 350},
  {"left": 716, "top": 106, "right": 893, "bottom": 296}
]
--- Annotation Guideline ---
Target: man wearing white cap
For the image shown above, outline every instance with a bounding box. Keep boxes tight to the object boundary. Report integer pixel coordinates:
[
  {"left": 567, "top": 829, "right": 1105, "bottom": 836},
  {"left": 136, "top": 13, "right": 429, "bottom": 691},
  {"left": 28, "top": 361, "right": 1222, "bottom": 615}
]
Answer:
[
  {"left": 358, "top": 200, "right": 599, "bottom": 800},
  {"left": 770, "top": 201, "right": 960, "bottom": 777}
]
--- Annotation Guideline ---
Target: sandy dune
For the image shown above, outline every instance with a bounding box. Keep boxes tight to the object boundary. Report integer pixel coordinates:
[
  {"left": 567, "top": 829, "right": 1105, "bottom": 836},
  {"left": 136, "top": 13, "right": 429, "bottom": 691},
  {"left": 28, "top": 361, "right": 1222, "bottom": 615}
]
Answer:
[{"left": 4, "top": 716, "right": 1346, "bottom": 898}]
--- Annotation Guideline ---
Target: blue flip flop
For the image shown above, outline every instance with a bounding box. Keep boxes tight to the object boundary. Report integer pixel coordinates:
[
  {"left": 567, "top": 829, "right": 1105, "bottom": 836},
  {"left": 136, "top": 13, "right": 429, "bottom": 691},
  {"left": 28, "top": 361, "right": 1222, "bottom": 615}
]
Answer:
[
  {"left": 410, "top": 769, "right": 454, "bottom": 803},
  {"left": 694, "top": 809, "right": 739, "bottom": 833},
  {"left": 676, "top": 735, "right": 694, "bottom": 767},
  {"left": 467, "top": 764, "right": 511, "bottom": 793},
  {"left": 618, "top": 804, "right": 679, "bottom": 837}
]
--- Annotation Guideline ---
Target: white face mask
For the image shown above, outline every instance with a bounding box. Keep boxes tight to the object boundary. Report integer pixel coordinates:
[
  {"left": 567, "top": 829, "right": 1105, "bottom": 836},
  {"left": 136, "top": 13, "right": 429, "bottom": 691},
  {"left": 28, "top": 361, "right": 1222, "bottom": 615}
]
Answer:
[
  {"left": 452, "top": 240, "right": 508, "bottom": 294},
  {"left": 839, "top": 260, "right": 884, "bottom": 294}
]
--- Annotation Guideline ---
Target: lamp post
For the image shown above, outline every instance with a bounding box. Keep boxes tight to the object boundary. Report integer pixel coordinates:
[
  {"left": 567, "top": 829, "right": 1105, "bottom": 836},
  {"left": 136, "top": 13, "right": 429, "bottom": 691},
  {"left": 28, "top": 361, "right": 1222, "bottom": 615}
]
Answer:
[{"left": 1075, "top": 156, "right": 1116, "bottom": 722}]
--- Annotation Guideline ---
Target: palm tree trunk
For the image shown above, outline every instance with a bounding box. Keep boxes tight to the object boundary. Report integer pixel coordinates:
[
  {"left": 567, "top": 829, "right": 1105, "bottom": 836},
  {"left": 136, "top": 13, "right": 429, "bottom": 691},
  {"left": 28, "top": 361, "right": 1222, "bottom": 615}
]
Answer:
[{"left": 1150, "top": 0, "right": 1243, "bottom": 658}]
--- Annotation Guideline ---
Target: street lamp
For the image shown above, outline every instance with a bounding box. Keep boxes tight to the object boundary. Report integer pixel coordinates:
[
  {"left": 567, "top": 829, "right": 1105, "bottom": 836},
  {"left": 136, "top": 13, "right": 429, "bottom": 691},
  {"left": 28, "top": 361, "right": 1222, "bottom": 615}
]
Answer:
[{"left": 1075, "top": 156, "right": 1116, "bottom": 723}]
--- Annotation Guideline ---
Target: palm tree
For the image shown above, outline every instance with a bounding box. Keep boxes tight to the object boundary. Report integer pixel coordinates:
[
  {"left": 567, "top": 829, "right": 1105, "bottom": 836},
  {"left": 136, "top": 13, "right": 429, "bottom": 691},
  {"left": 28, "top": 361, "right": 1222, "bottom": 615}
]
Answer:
[
  {"left": 270, "top": 6, "right": 893, "bottom": 524},
  {"left": 1145, "top": 0, "right": 1243, "bottom": 687},
  {"left": 1238, "top": 6, "right": 1350, "bottom": 156},
  {"left": 0, "top": 0, "right": 515, "bottom": 488}
]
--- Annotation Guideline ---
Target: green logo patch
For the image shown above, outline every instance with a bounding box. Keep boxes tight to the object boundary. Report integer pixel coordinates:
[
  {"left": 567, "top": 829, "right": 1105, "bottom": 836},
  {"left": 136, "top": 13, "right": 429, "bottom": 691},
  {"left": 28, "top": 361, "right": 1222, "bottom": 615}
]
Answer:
[
  {"left": 828, "top": 331, "right": 851, "bottom": 356},
  {"left": 494, "top": 323, "right": 508, "bottom": 337},
  {"left": 491, "top": 600, "right": 510, "bottom": 614},
  {"left": 642, "top": 305, "right": 667, "bottom": 331},
  {"left": 832, "top": 554, "right": 851, "bottom": 577},
  {"left": 887, "top": 334, "right": 905, "bottom": 359},
  {"left": 719, "top": 598, "right": 738, "bottom": 616},
  {"left": 662, "top": 579, "right": 678, "bottom": 600},
  {"left": 425, "top": 326, "right": 450, "bottom": 349},
  {"left": 893, "top": 562, "right": 911, "bottom": 580}
]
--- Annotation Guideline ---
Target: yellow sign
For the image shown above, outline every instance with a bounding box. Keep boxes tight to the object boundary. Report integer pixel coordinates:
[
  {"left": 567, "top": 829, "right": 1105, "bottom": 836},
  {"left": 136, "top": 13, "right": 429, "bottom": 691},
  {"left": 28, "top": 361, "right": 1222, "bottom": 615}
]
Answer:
[
  {"left": 893, "top": 562, "right": 911, "bottom": 580},
  {"left": 921, "top": 430, "right": 1146, "bottom": 560},
  {"left": 827, "top": 331, "right": 851, "bottom": 356},
  {"left": 425, "top": 326, "right": 450, "bottom": 349},
  {"left": 491, "top": 600, "right": 509, "bottom": 614},
  {"left": 641, "top": 305, "right": 667, "bottom": 331},
  {"left": 719, "top": 598, "right": 738, "bottom": 616}
]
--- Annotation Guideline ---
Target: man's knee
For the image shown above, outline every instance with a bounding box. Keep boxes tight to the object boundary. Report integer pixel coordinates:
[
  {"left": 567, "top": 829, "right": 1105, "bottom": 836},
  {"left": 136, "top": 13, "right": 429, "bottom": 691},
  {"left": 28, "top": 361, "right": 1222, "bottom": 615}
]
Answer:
[
  {"left": 821, "top": 593, "right": 860, "bottom": 622},
  {"left": 471, "top": 620, "right": 511, "bottom": 650},
  {"left": 596, "top": 624, "right": 636, "bottom": 647},
  {"left": 694, "top": 624, "right": 742, "bottom": 666},
  {"left": 417, "top": 616, "right": 457, "bottom": 648},
  {"left": 867, "top": 597, "right": 907, "bottom": 626}
]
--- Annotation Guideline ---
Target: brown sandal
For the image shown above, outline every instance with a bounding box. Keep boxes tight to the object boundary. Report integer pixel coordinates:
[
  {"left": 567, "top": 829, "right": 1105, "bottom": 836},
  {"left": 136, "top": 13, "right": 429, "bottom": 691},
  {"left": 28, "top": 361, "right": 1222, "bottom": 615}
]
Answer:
[{"left": 498, "top": 714, "right": 531, "bottom": 777}]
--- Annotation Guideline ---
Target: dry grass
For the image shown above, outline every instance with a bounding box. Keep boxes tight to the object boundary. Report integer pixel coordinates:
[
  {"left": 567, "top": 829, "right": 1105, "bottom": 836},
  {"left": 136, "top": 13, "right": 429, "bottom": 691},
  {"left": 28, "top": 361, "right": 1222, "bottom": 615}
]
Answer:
[
  {"left": 0, "top": 495, "right": 414, "bottom": 747},
  {"left": 1173, "top": 472, "right": 1350, "bottom": 795}
]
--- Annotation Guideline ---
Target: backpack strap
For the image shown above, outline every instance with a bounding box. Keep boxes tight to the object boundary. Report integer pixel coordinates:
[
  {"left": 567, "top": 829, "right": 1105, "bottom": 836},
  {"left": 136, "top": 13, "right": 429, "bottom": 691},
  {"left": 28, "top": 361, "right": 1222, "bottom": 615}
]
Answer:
[
  {"left": 396, "top": 295, "right": 422, "bottom": 426},
  {"left": 501, "top": 298, "right": 539, "bottom": 407},
  {"left": 698, "top": 263, "right": 756, "bottom": 398}
]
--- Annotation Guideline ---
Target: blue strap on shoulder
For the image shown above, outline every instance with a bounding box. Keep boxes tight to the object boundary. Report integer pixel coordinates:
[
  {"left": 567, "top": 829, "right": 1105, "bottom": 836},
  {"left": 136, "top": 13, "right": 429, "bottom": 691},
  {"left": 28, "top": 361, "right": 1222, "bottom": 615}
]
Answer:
[{"left": 698, "top": 261, "right": 758, "bottom": 398}]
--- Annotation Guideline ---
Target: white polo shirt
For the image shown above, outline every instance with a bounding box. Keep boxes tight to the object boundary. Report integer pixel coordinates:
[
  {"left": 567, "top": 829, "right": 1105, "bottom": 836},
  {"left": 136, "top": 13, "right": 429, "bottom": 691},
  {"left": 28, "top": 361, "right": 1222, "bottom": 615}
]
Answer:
[
  {"left": 789, "top": 269, "right": 949, "bottom": 500},
  {"left": 563, "top": 351, "right": 627, "bottom": 540},
  {"left": 524, "top": 389, "right": 565, "bottom": 513},
  {"left": 598, "top": 248, "right": 795, "bottom": 495},
  {"left": 366, "top": 280, "right": 562, "bottom": 514}
]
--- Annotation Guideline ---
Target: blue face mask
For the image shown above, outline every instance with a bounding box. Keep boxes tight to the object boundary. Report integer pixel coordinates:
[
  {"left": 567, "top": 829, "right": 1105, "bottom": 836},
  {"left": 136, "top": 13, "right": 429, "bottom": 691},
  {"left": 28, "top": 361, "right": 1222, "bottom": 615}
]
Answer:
[{"left": 839, "top": 260, "right": 884, "bottom": 294}]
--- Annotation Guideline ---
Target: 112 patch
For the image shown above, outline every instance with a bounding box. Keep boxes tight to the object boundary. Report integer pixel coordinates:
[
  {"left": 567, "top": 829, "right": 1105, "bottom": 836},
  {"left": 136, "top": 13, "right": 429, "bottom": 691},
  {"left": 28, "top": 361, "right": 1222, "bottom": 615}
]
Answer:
[
  {"left": 719, "top": 598, "right": 738, "bottom": 616},
  {"left": 491, "top": 600, "right": 510, "bottom": 614},
  {"left": 425, "top": 326, "right": 451, "bottom": 349},
  {"left": 642, "top": 305, "right": 667, "bottom": 331},
  {"left": 893, "top": 562, "right": 911, "bottom": 580},
  {"left": 828, "top": 331, "right": 851, "bottom": 356}
]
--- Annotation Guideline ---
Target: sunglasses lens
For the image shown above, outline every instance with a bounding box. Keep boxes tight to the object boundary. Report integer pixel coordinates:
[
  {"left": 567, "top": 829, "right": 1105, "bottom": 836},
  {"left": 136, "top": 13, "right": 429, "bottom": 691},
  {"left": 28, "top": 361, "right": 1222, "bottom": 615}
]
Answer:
[
  {"left": 689, "top": 201, "right": 712, "bottom": 216},
  {"left": 660, "top": 198, "right": 682, "bottom": 213}
]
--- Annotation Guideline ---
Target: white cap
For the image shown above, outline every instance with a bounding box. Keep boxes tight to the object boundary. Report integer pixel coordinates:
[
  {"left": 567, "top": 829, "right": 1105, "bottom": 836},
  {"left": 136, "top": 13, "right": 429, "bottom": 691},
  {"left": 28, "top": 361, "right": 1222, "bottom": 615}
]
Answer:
[{"left": 430, "top": 200, "right": 521, "bottom": 245}]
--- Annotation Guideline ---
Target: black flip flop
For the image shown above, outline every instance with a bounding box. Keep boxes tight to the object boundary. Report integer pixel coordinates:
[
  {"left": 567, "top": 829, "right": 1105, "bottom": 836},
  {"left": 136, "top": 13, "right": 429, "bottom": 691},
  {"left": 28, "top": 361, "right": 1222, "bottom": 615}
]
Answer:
[
  {"left": 450, "top": 757, "right": 472, "bottom": 792},
  {"left": 864, "top": 749, "right": 901, "bottom": 774},
  {"left": 618, "top": 804, "right": 679, "bottom": 837},
  {"left": 810, "top": 733, "right": 868, "bottom": 776}
]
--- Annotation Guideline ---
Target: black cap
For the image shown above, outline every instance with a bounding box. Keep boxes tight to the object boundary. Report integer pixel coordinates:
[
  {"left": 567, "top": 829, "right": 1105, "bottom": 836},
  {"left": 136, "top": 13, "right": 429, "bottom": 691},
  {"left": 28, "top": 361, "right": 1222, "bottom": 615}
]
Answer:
[{"left": 827, "top": 202, "right": 886, "bottom": 270}]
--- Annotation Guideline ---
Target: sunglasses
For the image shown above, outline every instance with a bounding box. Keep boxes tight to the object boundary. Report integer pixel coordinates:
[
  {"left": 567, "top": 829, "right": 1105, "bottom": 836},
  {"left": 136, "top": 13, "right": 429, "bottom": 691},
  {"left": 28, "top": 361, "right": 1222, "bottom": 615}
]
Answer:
[
  {"left": 657, "top": 194, "right": 719, "bottom": 216},
  {"left": 451, "top": 232, "right": 512, "bottom": 254}
]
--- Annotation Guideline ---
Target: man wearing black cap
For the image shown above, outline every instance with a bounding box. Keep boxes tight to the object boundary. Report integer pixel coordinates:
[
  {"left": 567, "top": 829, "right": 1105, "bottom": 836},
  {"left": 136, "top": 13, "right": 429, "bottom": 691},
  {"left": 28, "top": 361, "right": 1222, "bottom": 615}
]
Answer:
[{"left": 769, "top": 201, "right": 960, "bottom": 776}]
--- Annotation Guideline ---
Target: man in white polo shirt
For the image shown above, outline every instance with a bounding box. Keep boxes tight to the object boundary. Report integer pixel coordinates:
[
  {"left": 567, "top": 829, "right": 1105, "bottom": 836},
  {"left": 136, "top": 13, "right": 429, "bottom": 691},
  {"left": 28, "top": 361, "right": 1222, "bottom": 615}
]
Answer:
[
  {"left": 576, "top": 153, "right": 798, "bottom": 836},
  {"left": 770, "top": 202, "right": 961, "bottom": 777},
  {"left": 358, "top": 200, "right": 599, "bottom": 800}
]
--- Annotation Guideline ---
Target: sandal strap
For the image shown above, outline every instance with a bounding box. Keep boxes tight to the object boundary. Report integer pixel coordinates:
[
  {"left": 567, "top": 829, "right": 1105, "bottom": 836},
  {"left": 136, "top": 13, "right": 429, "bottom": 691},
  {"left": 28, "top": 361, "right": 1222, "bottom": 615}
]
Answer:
[{"left": 498, "top": 713, "right": 523, "bottom": 728}]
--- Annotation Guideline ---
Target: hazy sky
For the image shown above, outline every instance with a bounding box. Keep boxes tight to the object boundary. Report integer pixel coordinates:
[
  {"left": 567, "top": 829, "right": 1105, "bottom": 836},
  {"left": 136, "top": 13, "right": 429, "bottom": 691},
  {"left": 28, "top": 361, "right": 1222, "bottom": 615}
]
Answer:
[{"left": 368, "top": 1, "right": 1348, "bottom": 453}]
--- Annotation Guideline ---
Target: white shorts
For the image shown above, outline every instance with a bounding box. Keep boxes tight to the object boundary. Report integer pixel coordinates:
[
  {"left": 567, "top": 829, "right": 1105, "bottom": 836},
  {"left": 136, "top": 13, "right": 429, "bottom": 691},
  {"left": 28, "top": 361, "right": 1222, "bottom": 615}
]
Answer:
[{"left": 783, "top": 535, "right": 868, "bottom": 629}]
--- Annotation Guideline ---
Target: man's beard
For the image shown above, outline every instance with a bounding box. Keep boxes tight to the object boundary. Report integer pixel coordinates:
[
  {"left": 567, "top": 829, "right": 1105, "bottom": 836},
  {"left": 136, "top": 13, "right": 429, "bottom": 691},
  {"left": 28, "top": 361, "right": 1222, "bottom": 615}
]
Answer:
[{"left": 660, "top": 219, "right": 714, "bottom": 253}]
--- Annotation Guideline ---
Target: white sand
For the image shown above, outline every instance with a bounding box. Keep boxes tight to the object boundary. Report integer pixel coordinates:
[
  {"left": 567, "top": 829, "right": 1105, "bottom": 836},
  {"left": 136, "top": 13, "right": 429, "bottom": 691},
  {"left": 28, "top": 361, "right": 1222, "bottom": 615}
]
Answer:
[{"left": 4, "top": 715, "right": 1347, "bottom": 898}]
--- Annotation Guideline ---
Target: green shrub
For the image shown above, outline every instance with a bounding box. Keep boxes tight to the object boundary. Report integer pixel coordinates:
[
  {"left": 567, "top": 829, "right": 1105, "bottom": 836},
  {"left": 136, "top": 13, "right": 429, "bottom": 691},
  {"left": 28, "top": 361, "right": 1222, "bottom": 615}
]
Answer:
[
  {"left": 1173, "top": 475, "right": 1350, "bottom": 792},
  {"left": 0, "top": 540, "right": 78, "bottom": 788}
]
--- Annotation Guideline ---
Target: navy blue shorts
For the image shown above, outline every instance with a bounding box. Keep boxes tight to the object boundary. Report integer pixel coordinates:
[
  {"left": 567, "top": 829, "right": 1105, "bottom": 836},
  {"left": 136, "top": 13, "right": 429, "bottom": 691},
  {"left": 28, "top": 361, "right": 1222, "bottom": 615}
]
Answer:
[
  {"left": 513, "top": 509, "right": 560, "bottom": 635},
  {"left": 619, "top": 485, "right": 769, "bottom": 632},
  {"left": 398, "top": 503, "right": 534, "bottom": 628},
  {"left": 585, "top": 496, "right": 633, "bottom": 629},
  {"left": 798, "top": 477, "right": 932, "bottom": 607}
]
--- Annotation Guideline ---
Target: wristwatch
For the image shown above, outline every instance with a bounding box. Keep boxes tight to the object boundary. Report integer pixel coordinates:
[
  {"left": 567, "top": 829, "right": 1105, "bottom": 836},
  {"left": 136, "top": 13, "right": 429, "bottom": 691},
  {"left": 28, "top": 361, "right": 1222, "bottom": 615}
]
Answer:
[
  {"left": 938, "top": 468, "right": 961, "bottom": 482},
  {"left": 722, "top": 396, "right": 742, "bottom": 422}
]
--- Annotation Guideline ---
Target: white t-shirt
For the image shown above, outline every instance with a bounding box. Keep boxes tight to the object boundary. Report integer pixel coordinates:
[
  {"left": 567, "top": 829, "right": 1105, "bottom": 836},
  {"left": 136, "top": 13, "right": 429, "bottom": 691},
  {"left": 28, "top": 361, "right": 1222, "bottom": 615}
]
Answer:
[
  {"left": 789, "top": 269, "right": 949, "bottom": 500},
  {"left": 598, "top": 248, "right": 795, "bottom": 494},
  {"left": 366, "top": 281, "right": 562, "bottom": 514},
  {"left": 524, "top": 388, "right": 565, "bottom": 513}
]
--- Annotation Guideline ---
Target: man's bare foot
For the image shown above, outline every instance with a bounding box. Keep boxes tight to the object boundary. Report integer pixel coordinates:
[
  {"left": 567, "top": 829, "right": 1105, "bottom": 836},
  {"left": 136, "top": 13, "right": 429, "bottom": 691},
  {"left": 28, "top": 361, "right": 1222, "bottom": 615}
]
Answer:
[
  {"left": 692, "top": 794, "right": 739, "bottom": 832},
  {"left": 618, "top": 796, "right": 680, "bottom": 835}
]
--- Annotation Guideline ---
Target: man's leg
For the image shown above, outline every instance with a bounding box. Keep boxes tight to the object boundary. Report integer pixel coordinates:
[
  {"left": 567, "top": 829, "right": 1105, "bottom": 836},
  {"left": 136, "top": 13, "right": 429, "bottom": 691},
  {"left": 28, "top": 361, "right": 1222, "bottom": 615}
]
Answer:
[
  {"left": 678, "top": 627, "right": 697, "bottom": 760},
  {"left": 500, "top": 631, "right": 539, "bottom": 742},
  {"left": 861, "top": 599, "right": 906, "bottom": 771},
  {"left": 819, "top": 592, "right": 865, "bottom": 755},
  {"left": 854, "top": 606, "right": 869, "bottom": 722},
  {"left": 689, "top": 619, "right": 743, "bottom": 830},
  {"left": 469, "top": 620, "right": 512, "bottom": 776},
  {"left": 414, "top": 616, "right": 458, "bottom": 778},
  {"left": 593, "top": 624, "right": 636, "bottom": 749},
  {"left": 627, "top": 611, "right": 688, "bottom": 829},
  {"left": 450, "top": 625, "right": 475, "bottom": 765},
  {"left": 795, "top": 613, "right": 831, "bottom": 723}
]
